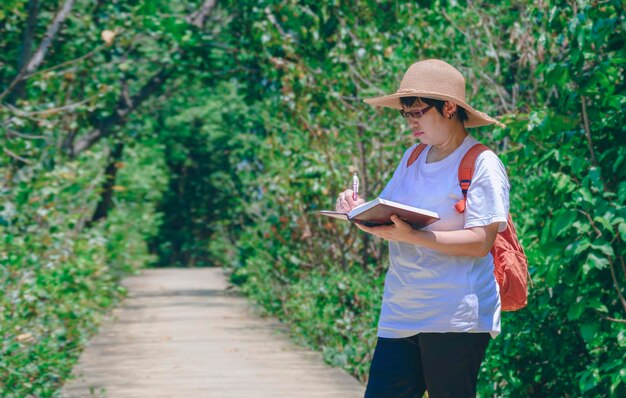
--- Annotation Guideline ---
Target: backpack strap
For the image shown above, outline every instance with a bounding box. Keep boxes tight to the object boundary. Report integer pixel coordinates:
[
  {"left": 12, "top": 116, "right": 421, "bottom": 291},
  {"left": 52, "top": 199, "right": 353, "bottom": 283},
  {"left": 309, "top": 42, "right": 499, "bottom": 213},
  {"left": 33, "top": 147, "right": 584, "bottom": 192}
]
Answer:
[
  {"left": 406, "top": 142, "right": 492, "bottom": 213},
  {"left": 406, "top": 143, "right": 428, "bottom": 168},
  {"left": 455, "top": 143, "right": 491, "bottom": 214}
]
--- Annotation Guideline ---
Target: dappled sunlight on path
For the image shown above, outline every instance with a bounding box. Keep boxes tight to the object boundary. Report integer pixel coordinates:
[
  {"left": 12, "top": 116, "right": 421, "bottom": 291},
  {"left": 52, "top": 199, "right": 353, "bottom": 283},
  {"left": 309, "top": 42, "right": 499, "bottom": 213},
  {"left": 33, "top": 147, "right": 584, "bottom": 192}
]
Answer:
[{"left": 61, "top": 268, "right": 364, "bottom": 398}]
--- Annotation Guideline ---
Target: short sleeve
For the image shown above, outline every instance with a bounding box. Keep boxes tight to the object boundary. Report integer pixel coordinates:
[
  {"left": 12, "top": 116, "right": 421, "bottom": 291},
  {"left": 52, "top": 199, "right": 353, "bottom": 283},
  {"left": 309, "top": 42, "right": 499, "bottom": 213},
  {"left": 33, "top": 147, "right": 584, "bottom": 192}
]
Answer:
[
  {"left": 379, "top": 144, "right": 418, "bottom": 199},
  {"left": 464, "top": 151, "right": 510, "bottom": 232}
]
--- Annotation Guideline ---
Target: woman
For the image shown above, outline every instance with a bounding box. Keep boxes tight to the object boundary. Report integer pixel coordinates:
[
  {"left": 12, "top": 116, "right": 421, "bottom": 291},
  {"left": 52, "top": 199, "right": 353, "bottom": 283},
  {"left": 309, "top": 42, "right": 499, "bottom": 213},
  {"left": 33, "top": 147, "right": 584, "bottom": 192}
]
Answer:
[{"left": 335, "top": 59, "right": 510, "bottom": 398}]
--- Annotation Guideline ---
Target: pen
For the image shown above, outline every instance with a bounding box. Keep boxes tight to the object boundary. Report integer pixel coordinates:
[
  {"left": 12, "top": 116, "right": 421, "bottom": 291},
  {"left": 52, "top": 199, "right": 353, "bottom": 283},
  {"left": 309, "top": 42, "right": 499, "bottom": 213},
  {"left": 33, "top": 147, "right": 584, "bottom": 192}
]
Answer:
[{"left": 352, "top": 172, "right": 359, "bottom": 201}]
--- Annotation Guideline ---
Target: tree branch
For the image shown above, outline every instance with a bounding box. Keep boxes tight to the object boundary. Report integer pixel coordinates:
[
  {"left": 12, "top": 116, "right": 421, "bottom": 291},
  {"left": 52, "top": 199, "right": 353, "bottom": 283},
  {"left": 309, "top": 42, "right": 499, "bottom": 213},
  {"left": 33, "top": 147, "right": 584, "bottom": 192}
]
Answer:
[
  {"left": 581, "top": 96, "right": 610, "bottom": 194},
  {"left": 6, "top": 128, "right": 47, "bottom": 140},
  {"left": 3, "top": 147, "right": 32, "bottom": 164},
  {"left": 576, "top": 209, "right": 602, "bottom": 238},
  {"left": 10, "top": 0, "right": 40, "bottom": 102},
  {"left": 89, "top": 141, "right": 125, "bottom": 224},
  {"left": 2, "top": 93, "right": 101, "bottom": 117},
  {"left": 441, "top": 9, "right": 479, "bottom": 63},
  {"left": 581, "top": 96, "right": 599, "bottom": 168},
  {"left": 71, "top": 68, "right": 173, "bottom": 155},
  {"left": 70, "top": 0, "right": 217, "bottom": 155},
  {"left": 599, "top": 314, "right": 626, "bottom": 324},
  {"left": 186, "top": 0, "right": 217, "bottom": 28},
  {"left": 0, "top": 0, "right": 76, "bottom": 102},
  {"left": 22, "top": 44, "right": 106, "bottom": 80},
  {"left": 608, "top": 256, "right": 626, "bottom": 313},
  {"left": 265, "top": 7, "right": 289, "bottom": 39},
  {"left": 24, "top": 0, "right": 76, "bottom": 75}
]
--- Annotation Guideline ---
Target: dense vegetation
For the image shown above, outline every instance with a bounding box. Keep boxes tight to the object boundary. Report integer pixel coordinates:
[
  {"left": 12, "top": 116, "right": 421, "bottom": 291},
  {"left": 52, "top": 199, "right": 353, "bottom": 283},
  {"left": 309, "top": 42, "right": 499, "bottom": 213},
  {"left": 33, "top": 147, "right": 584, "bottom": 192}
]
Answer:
[{"left": 1, "top": 0, "right": 624, "bottom": 397}]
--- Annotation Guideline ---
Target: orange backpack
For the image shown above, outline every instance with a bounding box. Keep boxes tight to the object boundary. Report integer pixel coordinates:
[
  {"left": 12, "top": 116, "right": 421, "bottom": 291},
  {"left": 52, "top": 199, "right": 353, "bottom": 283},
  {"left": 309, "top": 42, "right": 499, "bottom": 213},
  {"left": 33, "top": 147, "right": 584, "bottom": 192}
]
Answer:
[{"left": 407, "top": 143, "right": 529, "bottom": 311}]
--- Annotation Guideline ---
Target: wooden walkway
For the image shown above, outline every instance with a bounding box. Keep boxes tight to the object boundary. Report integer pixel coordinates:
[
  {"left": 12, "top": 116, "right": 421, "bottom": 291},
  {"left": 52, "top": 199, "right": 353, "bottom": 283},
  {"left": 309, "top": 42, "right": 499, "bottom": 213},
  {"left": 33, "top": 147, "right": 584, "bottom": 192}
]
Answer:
[{"left": 61, "top": 268, "right": 364, "bottom": 398}]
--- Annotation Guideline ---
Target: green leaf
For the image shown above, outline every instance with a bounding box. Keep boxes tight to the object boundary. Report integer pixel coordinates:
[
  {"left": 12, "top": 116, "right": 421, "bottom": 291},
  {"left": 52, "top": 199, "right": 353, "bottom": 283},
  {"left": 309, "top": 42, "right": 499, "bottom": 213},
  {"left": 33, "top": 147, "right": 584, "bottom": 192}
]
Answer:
[
  {"left": 583, "top": 296, "right": 609, "bottom": 314},
  {"left": 586, "top": 253, "right": 609, "bottom": 271},
  {"left": 572, "top": 220, "right": 591, "bottom": 235},
  {"left": 610, "top": 369, "right": 626, "bottom": 395},
  {"left": 593, "top": 216, "right": 613, "bottom": 233},
  {"left": 589, "top": 167, "right": 604, "bottom": 191},
  {"left": 575, "top": 187, "right": 596, "bottom": 205},
  {"left": 540, "top": 219, "right": 551, "bottom": 245},
  {"left": 618, "top": 182, "right": 626, "bottom": 204},
  {"left": 567, "top": 298, "right": 585, "bottom": 321},
  {"left": 545, "top": 258, "right": 560, "bottom": 286},
  {"left": 552, "top": 172, "right": 575, "bottom": 193},
  {"left": 614, "top": 153, "right": 626, "bottom": 174},
  {"left": 564, "top": 239, "right": 591, "bottom": 257},
  {"left": 618, "top": 330, "right": 626, "bottom": 348},
  {"left": 619, "top": 223, "right": 626, "bottom": 241},
  {"left": 580, "top": 322, "right": 599, "bottom": 343},
  {"left": 569, "top": 155, "right": 587, "bottom": 176},
  {"left": 545, "top": 64, "right": 569, "bottom": 86},
  {"left": 591, "top": 241, "right": 615, "bottom": 257},
  {"left": 551, "top": 209, "right": 576, "bottom": 237},
  {"left": 580, "top": 369, "right": 600, "bottom": 392}
]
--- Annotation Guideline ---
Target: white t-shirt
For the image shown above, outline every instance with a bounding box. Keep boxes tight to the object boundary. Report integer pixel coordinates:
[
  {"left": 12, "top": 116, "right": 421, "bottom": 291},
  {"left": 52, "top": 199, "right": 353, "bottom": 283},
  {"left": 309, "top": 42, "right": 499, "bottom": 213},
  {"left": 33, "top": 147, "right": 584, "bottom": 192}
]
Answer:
[{"left": 377, "top": 135, "right": 510, "bottom": 338}]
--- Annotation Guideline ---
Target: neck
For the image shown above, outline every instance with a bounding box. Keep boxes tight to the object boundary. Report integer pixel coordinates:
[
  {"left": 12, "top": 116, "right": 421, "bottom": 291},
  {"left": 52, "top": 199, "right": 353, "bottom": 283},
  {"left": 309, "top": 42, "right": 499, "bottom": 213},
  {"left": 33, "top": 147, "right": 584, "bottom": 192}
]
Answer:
[{"left": 429, "top": 124, "right": 467, "bottom": 162}]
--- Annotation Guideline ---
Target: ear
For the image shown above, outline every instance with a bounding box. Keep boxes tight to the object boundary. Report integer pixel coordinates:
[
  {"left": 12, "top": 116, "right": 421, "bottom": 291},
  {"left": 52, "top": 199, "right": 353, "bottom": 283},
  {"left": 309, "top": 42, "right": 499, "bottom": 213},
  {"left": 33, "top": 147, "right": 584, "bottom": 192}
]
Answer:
[{"left": 444, "top": 101, "right": 458, "bottom": 118}]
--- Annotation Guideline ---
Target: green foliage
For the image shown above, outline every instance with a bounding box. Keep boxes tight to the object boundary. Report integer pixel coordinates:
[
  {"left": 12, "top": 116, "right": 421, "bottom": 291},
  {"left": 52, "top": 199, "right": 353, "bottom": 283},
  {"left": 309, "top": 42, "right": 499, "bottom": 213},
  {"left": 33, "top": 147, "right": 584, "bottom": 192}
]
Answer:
[
  {"left": 0, "top": 143, "right": 166, "bottom": 396},
  {"left": 1, "top": 0, "right": 625, "bottom": 397},
  {"left": 102, "top": 142, "right": 168, "bottom": 274},
  {"left": 149, "top": 82, "right": 263, "bottom": 267},
  {"left": 211, "top": 1, "right": 626, "bottom": 397},
  {"left": 0, "top": 1, "right": 215, "bottom": 394}
]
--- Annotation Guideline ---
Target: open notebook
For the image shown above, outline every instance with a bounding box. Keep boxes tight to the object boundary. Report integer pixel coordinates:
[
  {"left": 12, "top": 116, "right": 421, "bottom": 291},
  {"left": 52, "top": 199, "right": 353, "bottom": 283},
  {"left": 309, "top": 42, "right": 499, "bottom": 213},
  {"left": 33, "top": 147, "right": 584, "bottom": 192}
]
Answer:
[{"left": 318, "top": 198, "right": 439, "bottom": 230}]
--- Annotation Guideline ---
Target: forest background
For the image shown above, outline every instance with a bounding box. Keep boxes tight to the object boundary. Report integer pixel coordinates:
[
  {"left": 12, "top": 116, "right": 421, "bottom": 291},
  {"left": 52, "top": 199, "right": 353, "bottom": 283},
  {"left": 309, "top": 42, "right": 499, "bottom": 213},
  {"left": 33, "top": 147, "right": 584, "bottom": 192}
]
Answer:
[{"left": 1, "top": 0, "right": 624, "bottom": 397}]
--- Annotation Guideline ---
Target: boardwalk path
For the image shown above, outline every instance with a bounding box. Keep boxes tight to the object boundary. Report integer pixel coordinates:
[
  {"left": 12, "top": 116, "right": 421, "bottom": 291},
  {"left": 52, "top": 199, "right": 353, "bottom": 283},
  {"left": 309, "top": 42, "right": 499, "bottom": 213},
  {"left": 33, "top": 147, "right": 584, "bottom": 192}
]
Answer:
[{"left": 61, "top": 268, "right": 365, "bottom": 398}]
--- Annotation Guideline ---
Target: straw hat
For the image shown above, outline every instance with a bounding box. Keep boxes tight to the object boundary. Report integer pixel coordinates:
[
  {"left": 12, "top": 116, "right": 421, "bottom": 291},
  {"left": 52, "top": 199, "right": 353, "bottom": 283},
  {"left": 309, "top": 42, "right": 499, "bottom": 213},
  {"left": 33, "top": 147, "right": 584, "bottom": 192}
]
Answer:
[{"left": 363, "top": 59, "right": 504, "bottom": 128}]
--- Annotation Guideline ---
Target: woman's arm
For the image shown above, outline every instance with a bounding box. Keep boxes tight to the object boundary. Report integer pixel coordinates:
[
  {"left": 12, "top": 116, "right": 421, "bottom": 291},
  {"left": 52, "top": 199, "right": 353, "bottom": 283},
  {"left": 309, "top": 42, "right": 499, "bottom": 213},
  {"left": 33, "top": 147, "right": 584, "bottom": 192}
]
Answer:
[{"left": 356, "top": 214, "right": 499, "bottom": 257}]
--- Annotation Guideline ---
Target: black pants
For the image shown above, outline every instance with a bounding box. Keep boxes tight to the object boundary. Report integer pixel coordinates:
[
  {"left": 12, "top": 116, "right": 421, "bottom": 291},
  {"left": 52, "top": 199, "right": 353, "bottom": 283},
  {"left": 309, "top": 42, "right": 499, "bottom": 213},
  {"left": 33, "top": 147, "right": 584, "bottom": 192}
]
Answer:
[{"left": 364, "top": 333, "right": 491, "bottom": 398}]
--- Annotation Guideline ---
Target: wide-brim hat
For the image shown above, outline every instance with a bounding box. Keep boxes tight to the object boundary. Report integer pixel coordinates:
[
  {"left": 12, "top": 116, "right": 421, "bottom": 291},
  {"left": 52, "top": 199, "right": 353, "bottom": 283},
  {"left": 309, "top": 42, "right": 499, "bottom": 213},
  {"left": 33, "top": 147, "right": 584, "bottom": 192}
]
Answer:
[{"left": 363, "top": 59, "right": 505, "bottom": 128}]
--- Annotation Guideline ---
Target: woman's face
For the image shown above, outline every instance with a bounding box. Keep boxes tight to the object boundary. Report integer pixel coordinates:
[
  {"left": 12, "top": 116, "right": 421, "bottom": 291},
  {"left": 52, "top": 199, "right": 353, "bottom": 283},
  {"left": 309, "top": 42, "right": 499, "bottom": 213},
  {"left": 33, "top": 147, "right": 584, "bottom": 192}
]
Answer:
[{"left": 402, "top": 101, "right": 457, "bottom": 146}]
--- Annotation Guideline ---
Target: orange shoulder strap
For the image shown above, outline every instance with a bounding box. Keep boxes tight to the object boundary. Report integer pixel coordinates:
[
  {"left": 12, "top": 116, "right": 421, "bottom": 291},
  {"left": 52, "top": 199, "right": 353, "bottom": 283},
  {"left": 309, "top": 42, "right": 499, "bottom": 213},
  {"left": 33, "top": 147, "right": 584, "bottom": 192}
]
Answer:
[
  {"left": 406, "top": 144, "right": 428, "bottom": 168},
  {"left": 455, "top": 143, "right": 491, "bottom": 214}
]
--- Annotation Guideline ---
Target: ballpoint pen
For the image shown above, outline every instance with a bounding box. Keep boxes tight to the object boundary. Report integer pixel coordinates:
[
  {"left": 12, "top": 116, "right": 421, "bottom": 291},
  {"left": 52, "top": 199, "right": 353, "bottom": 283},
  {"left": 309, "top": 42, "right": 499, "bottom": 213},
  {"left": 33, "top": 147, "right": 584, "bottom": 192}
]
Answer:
[{"left": 352, "top": 172, "right": 359, "bottom": 202}]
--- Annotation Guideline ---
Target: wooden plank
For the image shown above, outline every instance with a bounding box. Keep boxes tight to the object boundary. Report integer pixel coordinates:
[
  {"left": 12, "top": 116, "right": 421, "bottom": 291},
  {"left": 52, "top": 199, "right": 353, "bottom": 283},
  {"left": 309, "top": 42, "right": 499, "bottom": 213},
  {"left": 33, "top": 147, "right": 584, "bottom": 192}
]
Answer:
[{"left": 61, "top": 268, "right": 365, "bottom": 398}]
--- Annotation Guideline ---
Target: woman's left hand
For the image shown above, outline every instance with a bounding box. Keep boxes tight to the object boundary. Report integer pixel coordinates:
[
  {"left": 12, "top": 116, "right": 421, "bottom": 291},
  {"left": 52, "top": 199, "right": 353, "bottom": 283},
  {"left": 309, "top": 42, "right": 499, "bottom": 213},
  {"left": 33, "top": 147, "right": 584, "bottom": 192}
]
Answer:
[{"left": 355, "top": 214, "right": 415, "bottom": 243}]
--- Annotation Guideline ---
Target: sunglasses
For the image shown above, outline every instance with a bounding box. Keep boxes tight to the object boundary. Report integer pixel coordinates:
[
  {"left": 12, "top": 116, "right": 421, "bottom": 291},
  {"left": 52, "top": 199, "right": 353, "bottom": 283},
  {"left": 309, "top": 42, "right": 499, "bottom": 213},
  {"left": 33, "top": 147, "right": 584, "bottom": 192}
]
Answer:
[{"left": 399, "top": 105, "right": 434, "bottom": 119}]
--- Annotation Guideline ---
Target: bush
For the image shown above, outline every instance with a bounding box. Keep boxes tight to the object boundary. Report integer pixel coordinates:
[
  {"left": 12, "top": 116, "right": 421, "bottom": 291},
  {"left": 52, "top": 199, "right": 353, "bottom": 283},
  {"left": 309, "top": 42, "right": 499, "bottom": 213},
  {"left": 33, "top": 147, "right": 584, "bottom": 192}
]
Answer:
[{"left": 0, "top": 141, "right": 167, "bottom": 397}]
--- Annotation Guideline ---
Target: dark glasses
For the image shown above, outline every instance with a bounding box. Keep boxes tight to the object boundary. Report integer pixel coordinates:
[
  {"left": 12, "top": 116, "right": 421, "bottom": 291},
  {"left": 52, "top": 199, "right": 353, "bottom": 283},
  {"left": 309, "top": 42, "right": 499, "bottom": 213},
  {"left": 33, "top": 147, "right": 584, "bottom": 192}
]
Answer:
[{"left": 399, "top": 105, "right": 434, "bottom": 119}]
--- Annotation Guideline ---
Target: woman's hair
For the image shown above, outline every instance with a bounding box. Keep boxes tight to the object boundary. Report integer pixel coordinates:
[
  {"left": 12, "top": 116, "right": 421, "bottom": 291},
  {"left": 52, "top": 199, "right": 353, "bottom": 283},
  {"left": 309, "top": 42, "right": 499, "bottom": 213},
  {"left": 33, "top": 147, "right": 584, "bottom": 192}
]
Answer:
[{"left": 400, "top": 96, "right": 469, "bottom": 123}]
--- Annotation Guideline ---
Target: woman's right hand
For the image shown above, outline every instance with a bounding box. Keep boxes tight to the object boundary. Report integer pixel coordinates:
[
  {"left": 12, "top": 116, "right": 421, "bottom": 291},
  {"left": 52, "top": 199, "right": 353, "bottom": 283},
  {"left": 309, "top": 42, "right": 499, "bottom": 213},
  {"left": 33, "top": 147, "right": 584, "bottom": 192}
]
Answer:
[{"left": 335, "top": 190, "right": 365, "bottom": 212}]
